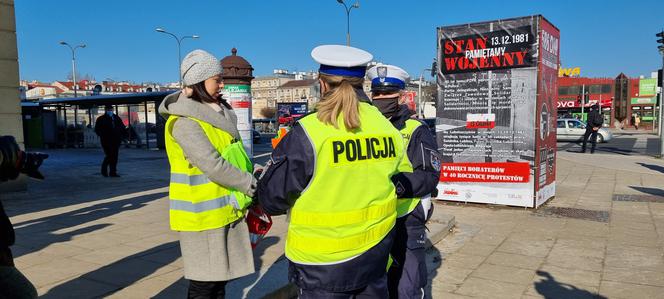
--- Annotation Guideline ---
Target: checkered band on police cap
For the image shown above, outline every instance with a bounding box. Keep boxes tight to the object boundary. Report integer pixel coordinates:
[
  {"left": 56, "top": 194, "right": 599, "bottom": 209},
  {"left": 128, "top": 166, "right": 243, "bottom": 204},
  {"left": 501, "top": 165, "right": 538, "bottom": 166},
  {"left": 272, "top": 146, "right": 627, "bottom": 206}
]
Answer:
[{"left": 180, "top": 49, "right": 223, "bottom": 86}]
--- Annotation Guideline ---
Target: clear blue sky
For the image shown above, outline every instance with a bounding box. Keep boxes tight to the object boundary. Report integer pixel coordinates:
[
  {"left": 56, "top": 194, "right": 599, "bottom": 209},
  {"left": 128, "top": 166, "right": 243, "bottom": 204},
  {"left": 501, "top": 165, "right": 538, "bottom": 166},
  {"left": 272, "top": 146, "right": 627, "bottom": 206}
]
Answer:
[{"left": 15, "top": 0, "right": 664, "bottom": 84}]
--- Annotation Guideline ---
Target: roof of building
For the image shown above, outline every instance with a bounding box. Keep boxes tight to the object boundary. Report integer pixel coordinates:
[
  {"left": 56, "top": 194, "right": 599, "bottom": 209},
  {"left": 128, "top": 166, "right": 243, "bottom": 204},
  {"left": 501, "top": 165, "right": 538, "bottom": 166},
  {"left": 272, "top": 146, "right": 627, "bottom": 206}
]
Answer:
[
  {"left": 278, "top": 79, "right": 316, "bottom": 89},
  {"left": 34, "top": 91, "right": 173, "bottom": 107}
]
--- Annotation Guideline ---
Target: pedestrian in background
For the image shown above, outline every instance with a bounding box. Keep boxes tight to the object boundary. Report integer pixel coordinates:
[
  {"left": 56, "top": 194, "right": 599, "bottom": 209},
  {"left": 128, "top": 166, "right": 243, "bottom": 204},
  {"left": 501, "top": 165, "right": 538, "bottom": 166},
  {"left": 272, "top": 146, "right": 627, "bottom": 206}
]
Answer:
[
  {"left": 159, "top": 50, "right": 256, "bottom": 299},
  {"left": 256, "top": 45, "right": 405, "bottom": 298},
  {"left": 581, "top": 103, "right": 603, "bottom": 153},
  {"left": 368, "top": 64, "right": 440, "bottom": 298},
  {"left": 94, "top": 105, "right": 126, "bottom": 177},
  {"left": 634, "top": 113, "right": 641, "bottom": 130}
]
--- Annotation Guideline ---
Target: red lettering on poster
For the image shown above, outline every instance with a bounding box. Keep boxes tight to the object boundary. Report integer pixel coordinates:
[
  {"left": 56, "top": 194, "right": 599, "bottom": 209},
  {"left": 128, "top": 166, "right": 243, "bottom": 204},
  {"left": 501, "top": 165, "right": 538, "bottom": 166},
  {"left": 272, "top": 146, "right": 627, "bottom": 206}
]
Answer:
[
  {"left": 440, "top": 162, "right": 530, "bottom": 183},
  {"left": 466, "top": 121, "right": 496, "bottom": 129}
]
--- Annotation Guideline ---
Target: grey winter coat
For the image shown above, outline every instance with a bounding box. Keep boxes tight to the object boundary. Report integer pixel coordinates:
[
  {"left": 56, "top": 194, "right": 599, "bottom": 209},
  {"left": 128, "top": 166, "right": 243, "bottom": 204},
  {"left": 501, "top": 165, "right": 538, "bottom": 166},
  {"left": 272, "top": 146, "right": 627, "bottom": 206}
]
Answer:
[{"left": 158, "top": 91, "right": 255, "bottom": 281}]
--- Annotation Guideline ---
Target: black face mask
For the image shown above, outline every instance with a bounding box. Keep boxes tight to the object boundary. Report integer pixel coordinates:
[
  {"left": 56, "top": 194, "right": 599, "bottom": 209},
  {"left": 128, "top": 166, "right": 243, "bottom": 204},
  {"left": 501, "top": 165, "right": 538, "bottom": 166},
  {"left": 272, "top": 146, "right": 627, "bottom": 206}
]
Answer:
[{"left": 373, "top": 97, "right": 400, "bottom": 118}]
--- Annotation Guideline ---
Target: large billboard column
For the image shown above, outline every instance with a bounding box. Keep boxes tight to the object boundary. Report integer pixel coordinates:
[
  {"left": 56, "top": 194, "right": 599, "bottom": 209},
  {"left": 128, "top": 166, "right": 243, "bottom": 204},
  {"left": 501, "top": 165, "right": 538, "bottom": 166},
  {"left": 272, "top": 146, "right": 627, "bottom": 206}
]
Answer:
[{"left": 435, "top": 15, "right": 559, "bottom": 208}]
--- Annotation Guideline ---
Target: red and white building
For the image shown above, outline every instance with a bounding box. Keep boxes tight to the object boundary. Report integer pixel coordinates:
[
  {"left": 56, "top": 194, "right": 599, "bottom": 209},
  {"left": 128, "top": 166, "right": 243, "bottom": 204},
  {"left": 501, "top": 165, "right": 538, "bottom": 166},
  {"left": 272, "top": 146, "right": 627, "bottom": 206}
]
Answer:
[{"left": 556, "top": 73, "right": 660, "bottom": 129}]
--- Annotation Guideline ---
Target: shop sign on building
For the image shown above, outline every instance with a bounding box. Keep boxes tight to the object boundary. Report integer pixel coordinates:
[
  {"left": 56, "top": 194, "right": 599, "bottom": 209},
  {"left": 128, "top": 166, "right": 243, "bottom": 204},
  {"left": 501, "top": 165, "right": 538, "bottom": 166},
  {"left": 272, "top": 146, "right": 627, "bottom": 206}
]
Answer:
[
  {"left": 639, "top": 78, "right": 657, "bottom": 96},
  {"left": 631, "top": 97, "right": 656, "bottom": 104}
]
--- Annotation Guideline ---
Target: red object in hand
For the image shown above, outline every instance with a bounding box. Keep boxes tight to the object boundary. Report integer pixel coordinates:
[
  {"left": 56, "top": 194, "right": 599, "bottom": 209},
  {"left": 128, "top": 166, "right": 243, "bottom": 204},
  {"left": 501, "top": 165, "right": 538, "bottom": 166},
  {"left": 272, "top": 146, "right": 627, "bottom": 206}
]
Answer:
[{"left": 246, "top": 205, "right": 272, "bottom": 249}]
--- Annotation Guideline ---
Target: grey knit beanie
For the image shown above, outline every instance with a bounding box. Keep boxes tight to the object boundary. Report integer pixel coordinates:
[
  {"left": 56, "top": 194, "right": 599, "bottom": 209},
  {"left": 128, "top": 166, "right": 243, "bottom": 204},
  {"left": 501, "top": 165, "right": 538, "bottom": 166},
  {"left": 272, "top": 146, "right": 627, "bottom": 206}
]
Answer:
[{"left": 180, "top": 49, "right": 223, "bottom": 86}]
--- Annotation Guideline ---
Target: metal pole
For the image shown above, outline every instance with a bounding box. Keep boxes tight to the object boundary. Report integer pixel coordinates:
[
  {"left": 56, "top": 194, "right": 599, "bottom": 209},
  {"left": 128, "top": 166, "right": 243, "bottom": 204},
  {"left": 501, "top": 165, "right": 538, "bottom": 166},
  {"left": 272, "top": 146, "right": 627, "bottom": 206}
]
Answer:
[
  {"left": 581, "top": 84, "right": 585, "bottom": 119},
  {"left": 63, "top": 105, "right": 68, "bottom": 147},
  {"left": 144, "top": 101, "right": 150, "bottom": 149},
  {"left": 346, "top": 8, "right": 350, "bottom": 46},
  {"left": 418, "top": 73, "right": 423, "bottom": 118},
  {"left": 72, "top": 56, "right": 77, "bottom": 98},
  {"left": 127, "top": 104, "right": 132, "bottom": 146},
  {"left": 659, "top": 50, "right": 664, "bottom": 157},
  {"left": 177, "top": 38, "right": 182, "bottom": 87}
]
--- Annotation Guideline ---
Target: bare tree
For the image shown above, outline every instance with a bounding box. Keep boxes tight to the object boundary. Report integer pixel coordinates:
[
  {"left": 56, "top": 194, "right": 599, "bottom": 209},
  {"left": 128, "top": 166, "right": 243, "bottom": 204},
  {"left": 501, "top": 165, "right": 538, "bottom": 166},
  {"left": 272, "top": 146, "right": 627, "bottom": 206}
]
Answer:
[{"left": 261, "top": 107, "right": 277, "bottom": 119}]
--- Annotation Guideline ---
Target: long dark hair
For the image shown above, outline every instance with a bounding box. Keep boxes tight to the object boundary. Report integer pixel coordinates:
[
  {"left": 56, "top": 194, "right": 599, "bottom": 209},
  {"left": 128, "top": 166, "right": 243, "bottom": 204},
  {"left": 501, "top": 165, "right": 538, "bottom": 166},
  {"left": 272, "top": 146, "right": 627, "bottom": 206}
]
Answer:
[{"left": 188, "top": 81, "right": 232, "bottom": 110}]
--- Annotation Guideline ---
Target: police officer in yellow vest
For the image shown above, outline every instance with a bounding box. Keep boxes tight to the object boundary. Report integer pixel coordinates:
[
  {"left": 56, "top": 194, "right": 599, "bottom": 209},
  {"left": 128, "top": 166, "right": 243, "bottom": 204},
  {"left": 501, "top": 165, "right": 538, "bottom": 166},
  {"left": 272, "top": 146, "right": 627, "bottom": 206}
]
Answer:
[
  {"left": 159, "top": 49, "right": 256, "bottom": 298},
  {"left": 367, "top": 64, "right": 441, "bottom": 299},
  {"left": 256, "top": 45, "right": 405, "bottom": 298}
]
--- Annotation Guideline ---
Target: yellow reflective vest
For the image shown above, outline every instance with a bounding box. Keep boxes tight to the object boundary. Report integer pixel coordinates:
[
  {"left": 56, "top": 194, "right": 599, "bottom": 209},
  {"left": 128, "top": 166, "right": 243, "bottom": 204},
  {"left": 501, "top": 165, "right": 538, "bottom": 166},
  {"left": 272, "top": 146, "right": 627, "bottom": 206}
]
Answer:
[
  {"left": 286, "top": 102, "right": 405, "bottom": 264},
  {"left": 165, "top": 116, "right": 253, "bottom": 232},
  {"left": 396, "top": 119, "right": 424, "bottom": 217}
]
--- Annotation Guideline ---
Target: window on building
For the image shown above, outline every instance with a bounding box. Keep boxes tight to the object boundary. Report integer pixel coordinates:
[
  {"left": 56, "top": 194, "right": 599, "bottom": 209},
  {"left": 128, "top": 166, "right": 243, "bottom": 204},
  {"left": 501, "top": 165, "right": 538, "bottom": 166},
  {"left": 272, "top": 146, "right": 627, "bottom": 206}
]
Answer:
[
  {"left": 558, "top": 87, "right": 568, "bottom": 95},
  {"left": 589, "top": 84, "right": 610, "bottom": 94},
  {"left": 566, "top": 85, "right": 581, "bottom": 95}
]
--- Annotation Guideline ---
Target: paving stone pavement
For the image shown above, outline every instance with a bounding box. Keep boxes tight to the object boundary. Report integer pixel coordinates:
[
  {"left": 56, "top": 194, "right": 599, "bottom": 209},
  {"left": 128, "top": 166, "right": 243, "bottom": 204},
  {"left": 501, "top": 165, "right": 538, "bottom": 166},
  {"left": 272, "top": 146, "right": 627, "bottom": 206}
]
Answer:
[
  {"left": 4, "top": 146, "right": 664, "bottom": 298},
  {"left": 1, "top": 148, "right": 455, "bottom": 298},
  {"left": 426, "top": 150, "right": 664, "bottom": 299}
]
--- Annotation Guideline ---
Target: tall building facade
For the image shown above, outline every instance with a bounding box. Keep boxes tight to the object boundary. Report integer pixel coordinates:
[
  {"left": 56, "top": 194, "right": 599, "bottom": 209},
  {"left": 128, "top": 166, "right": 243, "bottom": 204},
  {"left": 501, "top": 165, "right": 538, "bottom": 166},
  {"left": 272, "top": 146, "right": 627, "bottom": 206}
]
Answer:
[{"left": 0, "top": 0, "right": 25, "bottom": 190}]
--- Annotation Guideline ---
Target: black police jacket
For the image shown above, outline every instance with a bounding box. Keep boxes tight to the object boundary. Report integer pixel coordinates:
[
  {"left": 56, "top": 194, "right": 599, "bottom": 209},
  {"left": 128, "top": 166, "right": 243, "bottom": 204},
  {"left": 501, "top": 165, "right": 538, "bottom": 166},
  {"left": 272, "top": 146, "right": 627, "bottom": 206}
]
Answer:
[
  {"left": 256, "top": 103, "right": 396, "bottom": 291},
  {"left": 388, "top": 105, "right": 441, "bottom": 199}
]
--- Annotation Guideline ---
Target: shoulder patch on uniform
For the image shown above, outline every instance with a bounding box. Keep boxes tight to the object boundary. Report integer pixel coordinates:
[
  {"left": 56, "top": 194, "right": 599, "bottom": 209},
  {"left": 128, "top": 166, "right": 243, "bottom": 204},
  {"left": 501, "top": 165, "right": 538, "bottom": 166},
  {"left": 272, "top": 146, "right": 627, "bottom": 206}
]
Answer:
[
  {"left": 430, "top": 151, "right": 441, "bottom": 172},
  {"left": 395, "top": 181, "right": 405, "bottom": 196}
]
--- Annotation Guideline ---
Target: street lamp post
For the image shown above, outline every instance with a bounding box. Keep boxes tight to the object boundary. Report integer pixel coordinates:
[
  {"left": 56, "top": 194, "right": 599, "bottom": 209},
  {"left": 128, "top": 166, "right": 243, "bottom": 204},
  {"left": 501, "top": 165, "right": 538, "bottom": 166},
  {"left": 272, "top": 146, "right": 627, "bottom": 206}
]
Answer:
[
  {"left": 155, "top": 28, "right": 199, "bottom": 87},
  {"left": 418, "top": 68, "right": 432, "bottom": 118},
  {"left": 336, "top": 0, "right": 359, "bottom": 46},
  {"left": 658, "top": 45, "right": 664, "bottom": 156},
  {"left": 656, "top": 30, "right": 664, "bottom": 157},
  {"left": 59, "top": 41, "right": 86, "bottom": 98}
]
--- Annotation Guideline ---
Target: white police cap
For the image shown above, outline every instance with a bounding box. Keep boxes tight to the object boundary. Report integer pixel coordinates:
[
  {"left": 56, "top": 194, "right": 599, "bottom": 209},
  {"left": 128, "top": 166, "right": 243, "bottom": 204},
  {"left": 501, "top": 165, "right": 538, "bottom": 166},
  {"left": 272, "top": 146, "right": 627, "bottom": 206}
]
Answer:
[
  {"left": 311, "top": 45, "right": 373, "bottom": 78},
  {"left": 367, "top": 64, "right": 410, "bottom": 92}
]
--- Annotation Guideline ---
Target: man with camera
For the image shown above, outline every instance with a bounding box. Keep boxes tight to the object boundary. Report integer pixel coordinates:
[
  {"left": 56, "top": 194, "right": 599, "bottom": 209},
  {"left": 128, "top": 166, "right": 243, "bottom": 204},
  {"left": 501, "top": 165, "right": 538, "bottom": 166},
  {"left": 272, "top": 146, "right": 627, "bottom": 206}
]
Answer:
[{"left": 1, "top": 135, "right": 47, "bottom": 299}]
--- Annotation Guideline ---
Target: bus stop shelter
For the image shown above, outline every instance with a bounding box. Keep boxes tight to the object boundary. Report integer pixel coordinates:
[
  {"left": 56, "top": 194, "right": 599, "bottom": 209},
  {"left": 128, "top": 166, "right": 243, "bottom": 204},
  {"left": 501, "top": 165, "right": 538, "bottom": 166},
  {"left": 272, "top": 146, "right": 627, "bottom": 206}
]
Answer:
[{"left": 22, "top": 91, "right": 173, "bottom": 149}]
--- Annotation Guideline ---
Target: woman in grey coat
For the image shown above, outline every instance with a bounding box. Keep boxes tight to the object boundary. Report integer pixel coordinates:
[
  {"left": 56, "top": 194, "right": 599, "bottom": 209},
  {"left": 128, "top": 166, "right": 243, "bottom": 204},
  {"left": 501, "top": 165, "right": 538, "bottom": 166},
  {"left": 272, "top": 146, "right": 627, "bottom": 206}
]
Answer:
[{"left": 159, "top": 49, "right": 256, "bottom": 298}]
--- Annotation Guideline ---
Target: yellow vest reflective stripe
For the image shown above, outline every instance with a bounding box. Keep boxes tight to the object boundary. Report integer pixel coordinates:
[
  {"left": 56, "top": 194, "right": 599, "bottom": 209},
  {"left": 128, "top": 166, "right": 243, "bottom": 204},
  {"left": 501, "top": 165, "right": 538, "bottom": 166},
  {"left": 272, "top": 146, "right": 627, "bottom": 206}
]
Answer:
[
  {"left": 396, "top": 119, "right": 423, "bottom": 217},
  {"left": 165, "top": 116, "right": 253, "bottom": 231},
  {"left": 286, "top": 102, "right": 404, "bottom": 264}
]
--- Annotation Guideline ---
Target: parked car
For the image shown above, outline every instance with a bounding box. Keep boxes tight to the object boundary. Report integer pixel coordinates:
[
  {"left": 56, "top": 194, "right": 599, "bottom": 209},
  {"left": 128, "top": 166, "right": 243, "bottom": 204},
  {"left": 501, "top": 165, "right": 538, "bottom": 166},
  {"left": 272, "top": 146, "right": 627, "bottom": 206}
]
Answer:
[{"left": 556, "top": 118, "right": 612, "bottom": 143}]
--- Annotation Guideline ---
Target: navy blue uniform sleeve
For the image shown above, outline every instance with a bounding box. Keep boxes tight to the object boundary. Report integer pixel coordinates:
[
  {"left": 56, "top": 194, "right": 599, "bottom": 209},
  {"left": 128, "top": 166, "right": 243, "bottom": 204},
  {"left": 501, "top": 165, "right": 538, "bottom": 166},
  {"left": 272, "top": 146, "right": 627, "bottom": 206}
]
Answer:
[
  {"left": 256, "top": 124, "right": 315, "bottom": 215},
  {"left": 392, "top": 125, "right": 441, "bottom": 198}
]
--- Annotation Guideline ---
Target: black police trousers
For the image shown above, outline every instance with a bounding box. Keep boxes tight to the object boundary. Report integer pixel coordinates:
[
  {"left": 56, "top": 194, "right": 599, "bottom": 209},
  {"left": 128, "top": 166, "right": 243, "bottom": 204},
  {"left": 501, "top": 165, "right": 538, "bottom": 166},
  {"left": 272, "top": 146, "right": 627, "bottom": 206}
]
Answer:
[
  {"left": 298, "top": 274, "right": 389, "bottom": 299},
  {"left": 388, "top": 203, "right": 431, "bottom": 299}
]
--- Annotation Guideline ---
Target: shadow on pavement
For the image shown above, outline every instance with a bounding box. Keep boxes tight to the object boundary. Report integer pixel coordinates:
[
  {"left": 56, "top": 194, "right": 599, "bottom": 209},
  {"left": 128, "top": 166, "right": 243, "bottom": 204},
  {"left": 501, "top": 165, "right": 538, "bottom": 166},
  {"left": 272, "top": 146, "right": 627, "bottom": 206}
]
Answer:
[
  {"left": 41, "top": 241, "right": 180, "bottom": 298},
  {"left": 2, "top": 149, "right": 169, "bottom": 217},
  {"left": 11, "top": 192, "right": 166, "bottom": 258},
  {"left": 534, "top": 271, "right": 606, "bottom": 299},
  {"left": 153, "top": 236, "right": 283, "bottom": 298},
  {"left": 629, "top": 186, "right": 664, "bottom": 197},
  {"left": 424, "top": 247, "right": 442, "bottom": 299},
  {"left": 637, "top": 162, "right": 664, "bottom": 174}
]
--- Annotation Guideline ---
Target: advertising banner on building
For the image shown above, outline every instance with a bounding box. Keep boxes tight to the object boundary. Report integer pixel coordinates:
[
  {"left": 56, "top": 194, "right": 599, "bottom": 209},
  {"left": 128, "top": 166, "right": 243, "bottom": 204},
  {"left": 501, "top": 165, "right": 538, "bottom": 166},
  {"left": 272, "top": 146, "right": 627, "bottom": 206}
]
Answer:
[
  {"left": 435, "top": 15, "right": 558, "bottom": 208},
  {"left": 277, "top": 102, "right": 308, "bottom": 124},
  {"left": 639, "top": 78, "right": 657, "bottom": 96}
]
